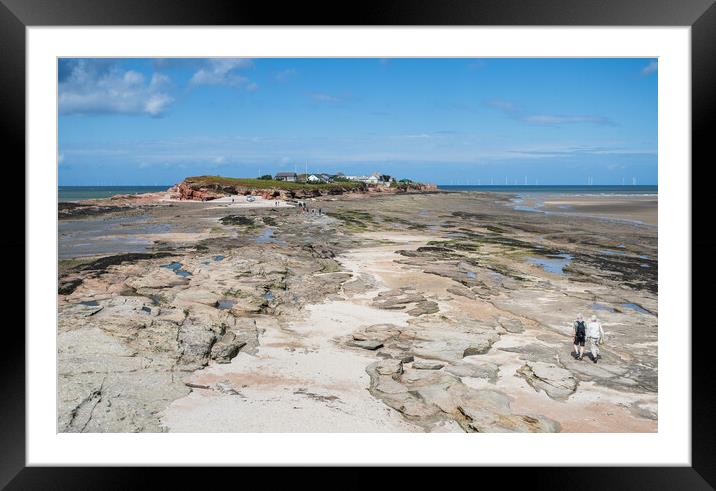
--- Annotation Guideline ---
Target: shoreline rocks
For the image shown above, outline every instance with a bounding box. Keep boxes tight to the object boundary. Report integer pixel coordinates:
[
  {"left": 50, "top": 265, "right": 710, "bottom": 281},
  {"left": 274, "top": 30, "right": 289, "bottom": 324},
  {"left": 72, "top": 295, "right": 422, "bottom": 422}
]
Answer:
[{"left": 57, "top": 189, "right": 657, "bottom": 433}]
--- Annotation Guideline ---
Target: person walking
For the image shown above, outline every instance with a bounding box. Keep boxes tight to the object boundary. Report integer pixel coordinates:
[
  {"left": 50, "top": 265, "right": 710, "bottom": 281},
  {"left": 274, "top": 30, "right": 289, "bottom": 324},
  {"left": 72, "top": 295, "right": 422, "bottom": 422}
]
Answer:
[
  {"left": 572, "top": 313, "right": 586, "bottom": 360},
  {"left": 586, "top": 314, "right": 605, "bottom": 363}
]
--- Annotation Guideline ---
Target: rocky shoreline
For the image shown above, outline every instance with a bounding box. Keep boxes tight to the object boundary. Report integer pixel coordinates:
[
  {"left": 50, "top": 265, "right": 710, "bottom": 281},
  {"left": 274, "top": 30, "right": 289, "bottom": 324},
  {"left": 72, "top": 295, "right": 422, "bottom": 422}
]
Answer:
[
  {"left": 171, "top": 176, "right": 438, "bottom": 202},
  {"left": 58, "top": 190, "right": 657, "bottom": 432}
]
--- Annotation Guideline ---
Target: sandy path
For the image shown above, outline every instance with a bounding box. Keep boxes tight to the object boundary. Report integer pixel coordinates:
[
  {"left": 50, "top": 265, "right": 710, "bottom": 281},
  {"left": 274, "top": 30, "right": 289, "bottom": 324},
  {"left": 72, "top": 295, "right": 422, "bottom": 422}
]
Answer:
[
  {"left": 163, "top": 195, "right": 295, "bottom": 209},
  {"left": 160, "top": 235, "right": 427, "bottom": 432}
]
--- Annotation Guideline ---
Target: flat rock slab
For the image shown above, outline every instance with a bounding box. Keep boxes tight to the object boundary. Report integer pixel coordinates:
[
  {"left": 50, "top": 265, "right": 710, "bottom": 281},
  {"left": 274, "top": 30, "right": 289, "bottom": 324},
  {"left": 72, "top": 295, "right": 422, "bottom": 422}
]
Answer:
[
  {"left": 174, "top": 288, "right": 222, "bottom": 307},
  {"left": 455, "top": 388, "right": 560, "bottom": 433},
  {"left": 352, "top": 324, "right": 402, "bottom": 343},
  {"left": 407, "top": 301, "right": 439, "bottom": 316},
  {"left": 374, "top": 376, "right": 410, "bottom": 395},
  {"left": 459, "top": 405, "right": 560, "bottom": 433},
  {"left": 498, "top": 316, "right": 525, "bottom": 334},
  {"left": 517, "top": 361, "right": 577, "bottom": 400},
  {"left": 445, "top": 362, "right": 499, "bottom": 382},
  {"left": 63, "top": 303, "right": 104, "bottom": 317},
  {"left": 499, "top": 343, "right": 558, "bottom": 363},
  {"left": 372, "top": 289, "right": 427, "bottom": 310},
  {"left": 447, "top": 286, "right": 476, "bottom": 300},
  {"left": 463, "top": 338, "right": 494, "bottom": 357},
  {"left": 375, "top": 359, "right": 404, "bottom": 376},
  {"left": 412, "top": 360, "right": 445, "bottom": 370},
  {"left": 347, "top": 339, "right": 384, "bottom": 350}
]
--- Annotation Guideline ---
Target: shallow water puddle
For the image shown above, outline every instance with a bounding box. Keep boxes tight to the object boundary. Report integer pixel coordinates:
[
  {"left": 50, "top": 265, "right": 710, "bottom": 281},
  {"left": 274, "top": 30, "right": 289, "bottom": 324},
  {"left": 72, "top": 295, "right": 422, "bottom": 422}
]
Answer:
[
  {"left": 58, "top": 215, "right": 174, "bottom": 259},
  {"left": 621, "top": 303, "right": 651, "bottom": 315},
  {"left": 600, "top": 249, "right": 628, "bottom": 256},
  {"left": 255, "top": 228, "right": 287, "bottom": 246},
  {"left": 213, "top": 255, "right": 225, "bottom": 261},
  {"left": 526, "top": 253, "right": 573, "bottom": 275},
  {"left": 161, "top": 262, "right": 192, "bottom": 277},
  {"left": 216, "top": 299, "right": 236, "bottom": 310},
  {"left": 592, "top": 303, "right": 615, "bottom": 312},
  {"left": 255, "top": 228, "right": 274, "bottom": 243}
]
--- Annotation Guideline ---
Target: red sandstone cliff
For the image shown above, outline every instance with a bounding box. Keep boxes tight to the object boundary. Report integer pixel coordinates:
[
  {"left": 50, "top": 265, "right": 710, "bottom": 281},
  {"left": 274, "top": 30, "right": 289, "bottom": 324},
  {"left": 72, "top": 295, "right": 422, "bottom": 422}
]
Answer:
[{"left": 170, "top": 178, "right": 437, "bottom": 202}]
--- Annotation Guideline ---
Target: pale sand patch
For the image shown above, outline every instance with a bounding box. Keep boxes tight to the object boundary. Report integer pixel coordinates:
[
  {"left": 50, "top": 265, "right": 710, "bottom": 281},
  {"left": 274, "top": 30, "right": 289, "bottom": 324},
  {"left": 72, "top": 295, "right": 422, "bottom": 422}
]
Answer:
[
  {"left": 164, "top": 195, "right": 295, "bottom": 209},
  {"left": 160, "top": 278, "right": 421, "bottom": 432}
]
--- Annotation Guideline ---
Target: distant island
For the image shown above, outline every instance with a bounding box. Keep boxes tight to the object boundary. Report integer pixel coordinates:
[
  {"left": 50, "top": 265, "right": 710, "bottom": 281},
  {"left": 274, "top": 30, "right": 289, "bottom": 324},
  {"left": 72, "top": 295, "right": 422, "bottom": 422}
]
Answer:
[{"left": 171, "top": 172, "right": 437, "bottom": 201}]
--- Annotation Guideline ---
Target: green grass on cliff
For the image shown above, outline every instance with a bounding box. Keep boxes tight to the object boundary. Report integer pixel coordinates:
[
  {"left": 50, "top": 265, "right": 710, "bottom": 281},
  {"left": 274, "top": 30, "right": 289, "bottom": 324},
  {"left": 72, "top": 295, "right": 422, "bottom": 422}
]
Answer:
[{"left": 185, "top": 175, "right": 367, "bottom": 192}]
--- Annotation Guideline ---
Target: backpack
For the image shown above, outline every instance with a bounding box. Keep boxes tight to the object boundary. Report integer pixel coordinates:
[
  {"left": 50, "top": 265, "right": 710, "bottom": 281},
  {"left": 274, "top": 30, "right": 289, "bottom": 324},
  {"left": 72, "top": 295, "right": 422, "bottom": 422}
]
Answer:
[{"left": 575, "top": 321, "right": 586, "bottom": 336}]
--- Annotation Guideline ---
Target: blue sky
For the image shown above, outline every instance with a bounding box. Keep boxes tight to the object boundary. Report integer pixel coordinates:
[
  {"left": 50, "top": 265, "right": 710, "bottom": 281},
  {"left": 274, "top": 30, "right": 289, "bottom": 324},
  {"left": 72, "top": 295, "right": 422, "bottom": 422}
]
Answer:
[{"left": 58, "top": 58, "right": 657, "bottom": 186}]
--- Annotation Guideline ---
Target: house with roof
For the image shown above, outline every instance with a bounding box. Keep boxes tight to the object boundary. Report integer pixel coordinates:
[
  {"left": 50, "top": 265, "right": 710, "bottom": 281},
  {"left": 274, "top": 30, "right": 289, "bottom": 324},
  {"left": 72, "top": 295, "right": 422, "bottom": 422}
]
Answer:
[
  {"left": 275, "top": 172, "right": 298, "bottom": 182},
  {"left": 364, "top": 174, "right": 380, "bottom": 185}
]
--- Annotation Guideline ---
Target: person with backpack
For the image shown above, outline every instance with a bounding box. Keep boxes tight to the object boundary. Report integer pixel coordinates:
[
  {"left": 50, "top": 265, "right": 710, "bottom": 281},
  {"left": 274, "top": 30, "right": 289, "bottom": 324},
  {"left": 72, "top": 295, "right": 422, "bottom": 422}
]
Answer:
[
  {"left": 573, "top": 313, "right": 587, "bottom": 360},
  {"left": 586, "top": 314, "right": 605, "bottom": 363}
]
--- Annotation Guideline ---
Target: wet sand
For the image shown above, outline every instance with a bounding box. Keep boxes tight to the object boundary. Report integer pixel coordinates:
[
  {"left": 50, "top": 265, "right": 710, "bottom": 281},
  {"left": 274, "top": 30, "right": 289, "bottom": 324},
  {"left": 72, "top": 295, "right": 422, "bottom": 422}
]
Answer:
[{"left": 540, "top": 195, "right": 657, "bottom": 226}]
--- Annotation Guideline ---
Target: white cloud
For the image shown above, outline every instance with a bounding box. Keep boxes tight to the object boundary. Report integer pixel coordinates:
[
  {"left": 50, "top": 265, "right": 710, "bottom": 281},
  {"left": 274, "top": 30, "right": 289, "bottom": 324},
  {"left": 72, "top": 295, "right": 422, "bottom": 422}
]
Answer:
[
  {"left": 521, "top": 114, "right": 613, "bottom": 126},
  {"left": 486, "top": 99, "right": 613, "bottom": 126},
  {"left": 275, "top": 68, "right": 296, "bottom": 81},
  {"left": 309, "top": 92, "right": 342, "bottom": 102},
  {"left": 189, "top": 58, "right": 253, "bottom": 88},
  {"left": 59, "top": 60, "right": 174, "bottom": 116},
  {"left": 642, "top": 60, "right": 658, "bottom": 76}
]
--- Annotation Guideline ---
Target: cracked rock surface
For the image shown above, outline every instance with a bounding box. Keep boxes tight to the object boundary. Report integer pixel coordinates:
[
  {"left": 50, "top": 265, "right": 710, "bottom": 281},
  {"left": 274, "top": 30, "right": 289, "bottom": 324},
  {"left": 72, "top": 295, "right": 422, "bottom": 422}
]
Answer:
[{"left": 58, "top": 190, "right": 657, "bottom": 432}]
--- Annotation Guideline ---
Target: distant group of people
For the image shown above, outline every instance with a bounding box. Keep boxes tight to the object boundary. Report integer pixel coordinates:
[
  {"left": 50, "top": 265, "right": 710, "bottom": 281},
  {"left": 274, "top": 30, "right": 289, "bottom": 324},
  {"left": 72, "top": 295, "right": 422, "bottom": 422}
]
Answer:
[
  {"left": 297, "top": 201, "right": 322, "bottom": 215},
  {"left": 572, "top": 313, "right": 605, "bottom": 363}
]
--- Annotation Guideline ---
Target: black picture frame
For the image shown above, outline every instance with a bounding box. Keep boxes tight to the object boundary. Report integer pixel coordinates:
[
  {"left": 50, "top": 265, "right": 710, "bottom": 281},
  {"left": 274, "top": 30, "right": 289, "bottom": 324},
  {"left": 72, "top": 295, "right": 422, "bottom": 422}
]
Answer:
[{"left": 2, "top": 0, "right": 714, "bottom": 487}]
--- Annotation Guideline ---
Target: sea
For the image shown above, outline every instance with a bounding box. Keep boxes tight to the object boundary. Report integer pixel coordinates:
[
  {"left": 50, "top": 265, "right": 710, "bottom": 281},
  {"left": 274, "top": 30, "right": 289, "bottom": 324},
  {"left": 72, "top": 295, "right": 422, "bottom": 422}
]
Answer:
[
  {"left": 58, "top": 186, "right": 172, "bottom": 202},
  {"left": 437, "top": 185, "right": 657, "bottom": 195}
]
